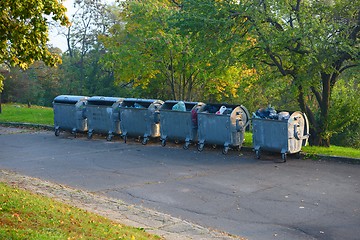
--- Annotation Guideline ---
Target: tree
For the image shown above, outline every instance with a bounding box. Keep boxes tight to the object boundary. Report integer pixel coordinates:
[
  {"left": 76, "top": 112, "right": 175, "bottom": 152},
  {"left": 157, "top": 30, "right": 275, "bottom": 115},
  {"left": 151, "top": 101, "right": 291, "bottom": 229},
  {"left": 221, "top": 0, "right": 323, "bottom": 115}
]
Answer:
[
  {"left": 58, "top": 0, "right": 117, "bottom": 96},
  {"left": 102, "top": 0, "right": 246, "bottom": 101},
  {"left": 175, "top": 0, "right": 359, "bottom": 146},
  {"left": 0, "top": 0, "right": 70, "bottom": 90}
]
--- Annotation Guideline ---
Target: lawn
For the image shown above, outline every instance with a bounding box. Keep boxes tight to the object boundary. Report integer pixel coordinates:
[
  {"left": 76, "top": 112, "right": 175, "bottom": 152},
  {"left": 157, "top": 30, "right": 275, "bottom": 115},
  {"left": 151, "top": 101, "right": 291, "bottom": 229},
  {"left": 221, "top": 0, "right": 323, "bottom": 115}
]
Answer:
[
  {"left": 0, "top": 182, "right": 160, "bottom": 240},
  {"left": 0, "top": 103, "right": 53, "bottom": 125}
]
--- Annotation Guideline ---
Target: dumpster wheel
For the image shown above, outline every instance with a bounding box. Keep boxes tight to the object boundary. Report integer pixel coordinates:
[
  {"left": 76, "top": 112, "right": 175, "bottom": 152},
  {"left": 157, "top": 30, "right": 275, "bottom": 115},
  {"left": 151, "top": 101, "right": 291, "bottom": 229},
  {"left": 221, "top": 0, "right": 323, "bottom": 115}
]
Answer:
[
  {"left": 197, "top": 143, "right": 204, "bottom": 152},
  {"left": 161, "top": 139, "right": 166, "bottom": 147},
  {"left": 54, "top": 128, "right": 60, "bottom": 137},
  {"left": 106, "top": 134, "right": 113, "bottom": 141},
  {"left": 255, "top": 150, "right": 261, "bottom": 159},
  {"left": 281, "top": 153, "right": 287, "bottom": 162},
  {"left": 222, "top": 146, "right": 229, "bottom": 155},
  {"left": 87, "top": 132, "right": 93, "bottom": 139},
  {"left": 183, "top": 142, "right": 190, "bottom": 150},
  {"left": 142, "top": 137, "right": 148, "bottom": 145}
]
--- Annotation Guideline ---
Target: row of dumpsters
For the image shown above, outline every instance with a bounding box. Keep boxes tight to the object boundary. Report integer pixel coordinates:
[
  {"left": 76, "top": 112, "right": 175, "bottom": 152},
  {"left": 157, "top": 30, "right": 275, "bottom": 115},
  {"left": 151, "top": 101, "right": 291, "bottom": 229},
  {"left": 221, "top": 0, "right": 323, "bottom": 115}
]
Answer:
[{"left": 53, "top": 95, "right": 309, "bottom": 161}]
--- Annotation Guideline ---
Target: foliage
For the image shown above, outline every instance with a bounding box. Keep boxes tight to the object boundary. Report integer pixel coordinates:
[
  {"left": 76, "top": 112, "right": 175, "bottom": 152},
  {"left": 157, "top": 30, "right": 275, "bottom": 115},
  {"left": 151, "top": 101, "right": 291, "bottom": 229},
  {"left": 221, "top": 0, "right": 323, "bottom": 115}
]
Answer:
[
  {"left": 58, "top": 0, "right": 118, "bottom": 97},
  {"left": 100, "top": 0, "right": 257, "bottom": 101},
  {"left": 0, "top": 103, "right": 53, "bottom": 125},
  {"left": 174, "top": 0, "right": 360, "bottom": 146},
  {"left": 329, "top": 73, "right": 360, "bottom": 148},
  {"left": 2, "top": 51, "right": 63, "bottom": 107},
  {"left": 0, "top": 182, "right": 161, "bottom": 239},
  {"left": 101, "top": 0, "right": 197, "bottom": 100},
  {"left": 0, "top": 0, "right": 70, "bottom": 90}
]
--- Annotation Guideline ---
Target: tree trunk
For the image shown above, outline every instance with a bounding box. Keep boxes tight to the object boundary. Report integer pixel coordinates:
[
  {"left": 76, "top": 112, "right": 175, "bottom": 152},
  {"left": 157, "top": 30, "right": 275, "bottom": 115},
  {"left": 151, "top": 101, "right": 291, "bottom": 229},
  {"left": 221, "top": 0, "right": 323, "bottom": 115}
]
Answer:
[{"left": 298, "top": 85, "right": 330, "bottom": 147}]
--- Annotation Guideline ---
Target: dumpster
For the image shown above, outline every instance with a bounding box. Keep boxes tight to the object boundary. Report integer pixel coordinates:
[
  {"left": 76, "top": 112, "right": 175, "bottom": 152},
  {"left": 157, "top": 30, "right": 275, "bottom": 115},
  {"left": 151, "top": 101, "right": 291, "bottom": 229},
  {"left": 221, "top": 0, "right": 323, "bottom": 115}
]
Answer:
[
  {"left": 86, "top": 96, "right": 124, "bottom": 141},
  {"left": 159, "top": 100, "right": 205, "bottom": 149},
  {"left": 252, "top": 109, "right": 309, "bottom": 161},
  {"left": 53, "top": 95, "right": 88, "bottom": 136},
  {"left": 197, "top": 103, "right": 250, "bottom": 154},
  {"left": 120, "top": 98, "right": 164, "bottom": 144}
]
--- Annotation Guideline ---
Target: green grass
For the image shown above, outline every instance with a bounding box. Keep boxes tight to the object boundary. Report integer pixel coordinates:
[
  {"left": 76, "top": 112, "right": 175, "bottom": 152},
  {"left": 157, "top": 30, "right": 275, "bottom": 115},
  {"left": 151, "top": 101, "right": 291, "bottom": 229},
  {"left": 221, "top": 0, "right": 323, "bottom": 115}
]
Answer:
[
  {"left": 243, "top": 131, "right": 253, "bottom": 147},
  {"left": 0, "top": 182, "right": 161, "bottom": 240},
  {"left": 302, "top": 145, "right": 360, "bottom": 159},
  {"left": 0, "top": 103, "right": 53, "bottom": 125},
  {"left": 244, "top": 131, "right": 360, "bottom": 159}
]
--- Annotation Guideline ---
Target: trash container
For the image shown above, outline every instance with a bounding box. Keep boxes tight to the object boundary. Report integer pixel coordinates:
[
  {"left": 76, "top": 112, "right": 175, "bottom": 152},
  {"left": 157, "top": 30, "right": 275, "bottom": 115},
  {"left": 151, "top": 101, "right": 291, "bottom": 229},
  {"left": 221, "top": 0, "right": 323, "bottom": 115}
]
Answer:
[
  {"left": 159, "top": 100, "right": 205, "bottom": 149},
  {"left": 197, "top": 103, "right": 250, "bottom": 154},
  {"left": 120, "top": 98, "right": 164, "bottom": 145},
  {"left": 53, "top": 95, "right": 88, "bottom": 136},
  {"left": 86, "top": 96, "right": 124, "bottom": 141},
  {"left": 252, "top": 110, "right": 309, "bottom": 161}
]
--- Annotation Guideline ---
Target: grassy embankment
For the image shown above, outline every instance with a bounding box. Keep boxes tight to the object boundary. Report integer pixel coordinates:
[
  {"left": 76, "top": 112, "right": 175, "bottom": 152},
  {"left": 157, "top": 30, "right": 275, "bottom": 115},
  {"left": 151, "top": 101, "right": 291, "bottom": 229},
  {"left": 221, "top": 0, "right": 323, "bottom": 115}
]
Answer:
[
  {"left": 1, "top": 103, "right": 359, "bottom": 159},
  {"left": 0, "top": 182, "right": 160, "bottom": 240}
]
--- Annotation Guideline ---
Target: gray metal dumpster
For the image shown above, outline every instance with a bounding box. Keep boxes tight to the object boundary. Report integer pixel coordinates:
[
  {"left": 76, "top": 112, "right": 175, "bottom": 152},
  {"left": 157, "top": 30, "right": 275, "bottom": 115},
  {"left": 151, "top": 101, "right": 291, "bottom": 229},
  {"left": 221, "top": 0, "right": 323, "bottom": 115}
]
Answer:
[
  {"left": 53, "top": 95, "right": 88, "bottom": 136},
  {"left": 159, "top": 100, "right": 205, "bottom": 149},
  {"left": 86, "top": 96, "right": 124, "bottom": 141},
  {"left": 120, "top": 98, "right": 164, "bottom": 145},
  {"left": 197, "top": 104, "right": 250, "bottom": 154},
  {"left": 252, "top": 111, "right": 309, "bottom": 161}
]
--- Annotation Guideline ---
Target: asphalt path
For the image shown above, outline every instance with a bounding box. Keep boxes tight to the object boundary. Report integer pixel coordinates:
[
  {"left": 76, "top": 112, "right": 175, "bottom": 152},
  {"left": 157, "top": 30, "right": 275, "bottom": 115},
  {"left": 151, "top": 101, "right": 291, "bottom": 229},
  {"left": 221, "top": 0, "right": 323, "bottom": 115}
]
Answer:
[{"left": 0, "top": 128, "right": 359, "bottom": 240}]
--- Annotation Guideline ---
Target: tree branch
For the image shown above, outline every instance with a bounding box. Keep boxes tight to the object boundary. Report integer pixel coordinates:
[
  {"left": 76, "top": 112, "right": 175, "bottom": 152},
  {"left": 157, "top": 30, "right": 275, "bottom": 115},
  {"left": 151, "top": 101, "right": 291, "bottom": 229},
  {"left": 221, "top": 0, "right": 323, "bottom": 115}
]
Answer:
[
  {"left": 170, "top": 0, "right": 182, "bottom": 9},
  {"left": 339, "top": 64, "right": 358, "bottom": 73},
  {"left": 310, "top": 86, "right": 322, "bottom": 106}
]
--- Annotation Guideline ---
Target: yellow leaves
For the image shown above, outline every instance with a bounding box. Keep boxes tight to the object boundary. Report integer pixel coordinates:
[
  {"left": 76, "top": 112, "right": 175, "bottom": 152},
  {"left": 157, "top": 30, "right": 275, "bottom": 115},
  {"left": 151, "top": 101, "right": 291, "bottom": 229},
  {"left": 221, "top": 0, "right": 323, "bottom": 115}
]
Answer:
[
  {"left": 131, "top": 235, "right": 136, "bottom": 240},
  {"left": 12, "top": 213, "right": 22, "bottom": 222},
  {"left": 246, "top": 36, "right": 257, "bottom": 46}
]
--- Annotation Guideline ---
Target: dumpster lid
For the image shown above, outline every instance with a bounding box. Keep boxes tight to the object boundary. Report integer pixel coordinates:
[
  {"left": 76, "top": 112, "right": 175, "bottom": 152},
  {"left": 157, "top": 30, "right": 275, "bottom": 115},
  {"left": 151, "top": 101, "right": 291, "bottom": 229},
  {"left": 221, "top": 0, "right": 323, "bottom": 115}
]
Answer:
[
  {"left": 53, "top": 95, "right": 88, "bottom": 104},
  {"left": 87, "top": 96, "right": 124, "bottom": 106}
]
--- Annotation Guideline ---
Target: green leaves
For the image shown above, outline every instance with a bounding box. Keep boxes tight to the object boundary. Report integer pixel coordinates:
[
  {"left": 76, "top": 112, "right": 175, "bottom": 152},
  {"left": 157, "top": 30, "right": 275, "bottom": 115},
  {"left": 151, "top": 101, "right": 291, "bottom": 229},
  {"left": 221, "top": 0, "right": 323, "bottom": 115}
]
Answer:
[{"left": 0, "top": 0, "right": 69, "bottom": 76}]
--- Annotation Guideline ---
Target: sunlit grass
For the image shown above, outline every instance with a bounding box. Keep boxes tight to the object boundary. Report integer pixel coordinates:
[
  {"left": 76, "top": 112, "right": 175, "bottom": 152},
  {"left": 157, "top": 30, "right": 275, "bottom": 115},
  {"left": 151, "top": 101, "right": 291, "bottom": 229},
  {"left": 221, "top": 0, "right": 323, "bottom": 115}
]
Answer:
[
  {"left": 0, "top": 103, "right": 53, "bottom": 125},
  {"left": 302, "top": 145, "right": 360, "bottom": 159},
  {"left": 244, "top": 131, "right": 360, "bottom": 159},
  {"left": 0, "top": 182, "right": 161, "bottom": 240}
]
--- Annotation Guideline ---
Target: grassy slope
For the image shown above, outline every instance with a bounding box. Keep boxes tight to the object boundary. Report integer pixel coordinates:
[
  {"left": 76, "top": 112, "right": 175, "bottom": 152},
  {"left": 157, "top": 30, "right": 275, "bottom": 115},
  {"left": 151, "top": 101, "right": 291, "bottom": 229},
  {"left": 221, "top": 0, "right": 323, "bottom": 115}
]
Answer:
[{"left": 0, "top": 182, "right": 160, "bottom": 240}]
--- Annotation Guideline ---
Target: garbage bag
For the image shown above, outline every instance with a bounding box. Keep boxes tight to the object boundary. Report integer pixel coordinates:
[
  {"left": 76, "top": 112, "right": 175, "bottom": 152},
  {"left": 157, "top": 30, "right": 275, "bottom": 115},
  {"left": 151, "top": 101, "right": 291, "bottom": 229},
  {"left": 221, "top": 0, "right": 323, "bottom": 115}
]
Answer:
[
  {"left": 216, "top": 106, "right": 227, "bottom": 115},
  {"left": 172, "top": 101, "right": 186, "bottom": 111}
]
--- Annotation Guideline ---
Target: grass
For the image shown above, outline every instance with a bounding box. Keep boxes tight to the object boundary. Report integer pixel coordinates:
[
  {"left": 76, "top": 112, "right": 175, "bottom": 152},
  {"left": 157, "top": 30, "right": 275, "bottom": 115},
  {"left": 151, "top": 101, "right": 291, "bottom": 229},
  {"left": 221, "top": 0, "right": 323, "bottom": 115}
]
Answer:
[
  {"left": 302, "top": 145, "right": 360, "bottom": 159},
  {"left": 244, "top": 131, "right": 360, "bottom": 159},
  {"left": 0, "top": 103, "right": 53, "bottom": 125},
  {"left": 0, "top": 182, "right": 161, "bottom": 240},
  {"left": 243, "top": 131, "right": 253, "bottom": 147}
]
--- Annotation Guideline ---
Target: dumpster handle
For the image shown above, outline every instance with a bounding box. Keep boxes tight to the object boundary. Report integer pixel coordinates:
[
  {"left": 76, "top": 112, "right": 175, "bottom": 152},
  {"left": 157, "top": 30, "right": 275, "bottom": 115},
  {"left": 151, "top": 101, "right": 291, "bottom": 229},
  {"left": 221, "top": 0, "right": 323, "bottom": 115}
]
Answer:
[
  {"left": 294, "top": 124, "right": 310, "bottom": 140},
  {"left": 240, "top": 105, "right": 251, "bottom": 129}
]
